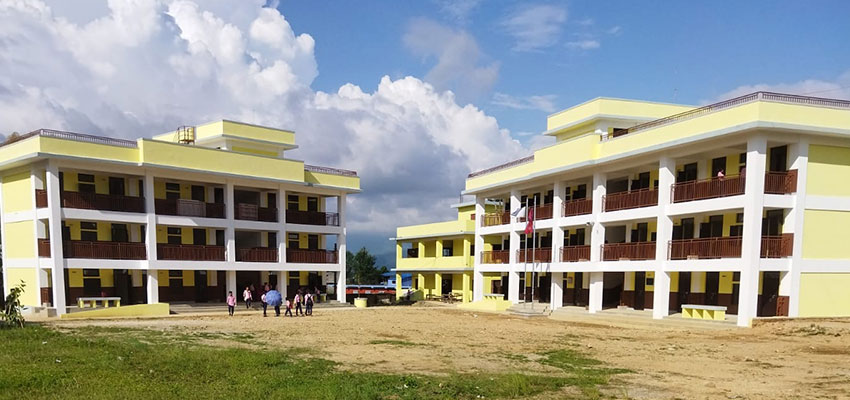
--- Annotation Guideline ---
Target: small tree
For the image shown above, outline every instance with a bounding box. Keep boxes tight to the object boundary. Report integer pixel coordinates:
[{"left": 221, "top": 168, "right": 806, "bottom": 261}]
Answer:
[
  {"left": 2, "top": 280, "right": 26, "bottom": 328},
  {"left": 346, "top": 247, "right": 388, "bottom": 286}
]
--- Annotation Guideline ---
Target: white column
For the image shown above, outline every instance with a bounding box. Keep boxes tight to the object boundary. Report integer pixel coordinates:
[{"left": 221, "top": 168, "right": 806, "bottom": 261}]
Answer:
[
  {"left": 225, "top": 180, "right": 235, "bottom": 263},
  {"left": 144, "top": 171, "right": 158, "bottom": 268},
  {"left": 787, "top": 139, "right": 808, "bottom": 317},
  {"left": 278, "top": 186, "right": 287, "bottom": 265},
  {"left": 473, "top": 195, "right": 485, "bottom": 301},
  {"left": 738, "top": 135, "right": 767, "bottom": 327},
  {"left": 588, "top": 271, "right": 604, "bottom": 313},
  {"left": 30, "top": 166, "right": 45, "bottom": 297},
  {"left": 336, "top": 193, "right": 347, "bottom": 302},
  {"left": 550, "top": 271, "right": 564, "bottom": 311},
  {"left": 146, "top": 270, "right": 159, "bottom": 304},
  {"left": 590, "top": 172, "right": 606, "bottom": 263},
  {"left": 226, "top": 270, "right": 236, "bottom": 297},
  {"left": 508, "top": 190, "right": 521, "bottom": 303},
  {"left": 45, "top": 161, "right": 66, "bottom": 313},
  {"left": 654, "top": 156, "right": 675, "bottom": 318}
]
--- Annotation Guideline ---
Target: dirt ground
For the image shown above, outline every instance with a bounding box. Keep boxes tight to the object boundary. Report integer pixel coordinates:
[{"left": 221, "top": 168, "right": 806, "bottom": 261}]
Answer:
[{"left": 50, "top": 305, "right": 850, "bottom": 399}]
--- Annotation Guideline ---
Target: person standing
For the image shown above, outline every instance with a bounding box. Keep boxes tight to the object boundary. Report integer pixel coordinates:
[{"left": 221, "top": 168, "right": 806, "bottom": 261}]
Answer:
[
  {"left": 294, "top": 291, "right": 304, "bottom": 316},
  {"left": 305, "top": 292, "right": 314, "bottom": 316},
  {"left": 226, "top": 291, "right": 236, "bottom": 316},
  {"left": 261, "top": 291, "right": 268, "bottom": 317},
  {"left": 243, "top": 286, "right": 253, "bottom": 309},
  {"left": 284, "top": 298, "right": 293, "bottom": 317}
]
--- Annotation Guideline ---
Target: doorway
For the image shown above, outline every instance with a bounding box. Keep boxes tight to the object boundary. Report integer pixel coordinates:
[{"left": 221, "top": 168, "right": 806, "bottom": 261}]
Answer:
[
  {"left": 705, "top": 272, "right": 719, "bottom": 305},
  {"left": 675, "top": 272, "right": 691, "bottom": 311},
  {"left": 194, "top": 270, "right": 208, "bottom": 302},
  {"left": 634, "top": 271, "right": 646, "bottom": 310},
  {"left": 108, "top": 177, "right": 125, "bottom": 196},
  {"left": 758, "top": 271, "right": 780, "bottom": 317},
  {"left": 602, "top": 272, "right": 623, "bottom": 309}
]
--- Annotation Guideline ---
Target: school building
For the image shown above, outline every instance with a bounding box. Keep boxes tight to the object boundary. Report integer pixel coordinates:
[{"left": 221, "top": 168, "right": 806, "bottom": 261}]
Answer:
[
  {"left": 400, "top": 91, "right": 850, "bottom": 326},
  {"left": 0, "top": 120, "right": 359, "bottom": 315}
]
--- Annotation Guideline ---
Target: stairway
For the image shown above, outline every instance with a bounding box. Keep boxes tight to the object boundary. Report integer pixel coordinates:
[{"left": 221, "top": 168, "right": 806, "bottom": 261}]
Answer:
[{"left": 507, "top": 301, "right": 550, "bottom": 318}]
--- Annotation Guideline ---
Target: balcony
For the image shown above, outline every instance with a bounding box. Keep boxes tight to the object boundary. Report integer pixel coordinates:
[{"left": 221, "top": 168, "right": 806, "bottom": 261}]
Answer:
[
  {"left": 287, "top": 249, "right": 338, "bottom": 264},
  {"left": 516, "top": 247, "right": 552, "bottom": 263},
  {"left": 481, "top": 250, "right": 509, "bottom": 264},
  {"left": 560, "top": 245, "right": 590, "bottom": 262},
  {"left": 157, "top": 244, "right": 225, "bottom": 261},
  {"left": 520, "top": 204, "right": 552, "bottom": 221},
  {"left": 155, "top": 199, "right": 225, "bottom": 218},
  {"left": 603, "top": 188, "right": 658, "bottom": 212},
  {"left": 482, "top": 211, "right": 510, "bottom": 227},
  {"left": 63, "top": 240, "right": 146, "bottom": 260},
  {"left": 235, "top": 203, "right": 278, "bottom": 222},
  {"left": 760, "top": 234, "right": 794, "bottom": 258},
  {"left": 562, "top": 198, "right": 592, "bottom": 217},
  {"left": 236, "top": 247, "right": 278, "bottom": 262},
  {"left": 668, "top": 237, "right": 742, "bottom": 260},
  {"left": 672, "top": 176, "right": 745, "bottom": 203},
  {"left": 601, "top": 242, "right": 656, "bottom": 261},
  {"left": 286, "top": 210, "right": 340, "bottom": 226},
  {"left": 59, "top": 191, "right": 145, "bottom": 213},
  {"left": 764, "top": 170, "right": 798, "bottom": 194}
]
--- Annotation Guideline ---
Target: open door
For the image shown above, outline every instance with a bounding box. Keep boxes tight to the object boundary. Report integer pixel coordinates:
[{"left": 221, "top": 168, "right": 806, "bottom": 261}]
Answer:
[{"left": 634, "top": 272, "right": 646, "bottom": 310}]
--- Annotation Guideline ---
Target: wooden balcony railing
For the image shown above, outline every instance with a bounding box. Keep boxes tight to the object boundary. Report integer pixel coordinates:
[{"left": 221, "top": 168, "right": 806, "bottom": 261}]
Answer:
[
  {"left": 61, "top": 191, "right": 145, "bottom": 213},
  {"left": 481, "top": 250, "right": 509, "bottom": 264},
  {"left": 237, "top": 247, "right": 278, "bottom": 262},
  {"left": 519, "top": 204, "right": 552, "bottom": 221},
  {"left": 760, "top": 234, "right": 794, "bottom": 258},
  {"left": 35, "top": 189, "right": 48, "bottom": 208},
  {"left": 601, "top": 242, "right": 656, "bottom": 261},
  {"left": 235, "top": 203, "right": 278, "bottom": 222},
  {"left": 562, "top": 198, "right": 592, "bottom": 217},
  {"left": 603, "top": 188, "right": 658, "bottom": 212},
  {"left": 516, "top": 247, "right": 552, "bottom": 263},
  {"left": 482, "top": 211, "right": 510, "bottom": 227},
  {"left": 671, "top": 176, "right": 745, "bottom": 203},
  {"left": 157, "top": 244, "right": 225, "bottom": 261},
  {"left": 764, "top": 170, "right": 798, "bottom": 194},
  {"left": 286, "top": 210, "right": 340, "bottom": 226},
  {"left": 38, "top": 238, "right": 51, "bottom": 257},
  {"left": 668, "top": 237, "right": 742, "bottom": 260},
  {"left": 155, "top": 198, "right": 226, "bottom": 218},
  {"left": 63, "top": 240, "right": 146, "bottom": 260},
  {"left": 560, "top": 245, "right": 590, "bottom": 262},
  {"left": 287, "top": 249, "right": 338, "bottom": 264}
]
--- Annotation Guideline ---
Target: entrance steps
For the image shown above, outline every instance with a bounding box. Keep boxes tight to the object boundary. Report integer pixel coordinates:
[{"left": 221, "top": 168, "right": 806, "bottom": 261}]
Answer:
[{"left": 508, "top": 301, "right": 550, "bottom": 318}]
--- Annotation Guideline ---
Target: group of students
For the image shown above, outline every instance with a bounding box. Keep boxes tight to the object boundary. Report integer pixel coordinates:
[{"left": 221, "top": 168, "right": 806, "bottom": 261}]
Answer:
[{"left": 226, "top": 283, "right": 316, "bottom": 318}]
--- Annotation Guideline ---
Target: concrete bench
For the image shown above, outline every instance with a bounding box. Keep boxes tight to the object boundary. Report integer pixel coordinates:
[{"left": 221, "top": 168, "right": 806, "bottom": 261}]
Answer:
[
  {"left": 78, "top": 297, "right": 121, "bottom": 309},
  {"left": 681, "top": 304, "right": 726, "bottom": 321}
]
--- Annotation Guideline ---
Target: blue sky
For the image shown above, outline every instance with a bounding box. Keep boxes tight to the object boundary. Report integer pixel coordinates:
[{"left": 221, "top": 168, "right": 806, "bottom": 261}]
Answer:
[
  {"left": 1, "top": 1, "right": 848, "bottom": 268},
  {"left": 278, "top": 1, "right": 850, "bottom": 145}
]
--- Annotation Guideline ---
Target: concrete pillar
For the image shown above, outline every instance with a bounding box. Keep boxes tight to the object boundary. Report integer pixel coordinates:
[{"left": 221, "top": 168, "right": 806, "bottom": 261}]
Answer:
[
  {"left": 146, "top": 270, "right": 159, "bottom": 304},
  {"left": 590, "top": 172, "right": 606, "bottom": 263},
  {"left": 508, "top": 190, "right": 521, "bottom": 304},
  {"left": 260, "top": 271, "right": 270, "bottom": 286},
  {"left": 336, "top": 193, "right": 347, "bottom": 302},
  {"left": 787, "top": 139, "right": 808, "bottom": 317},
  {"left": 550, "top": 271, "right": 564, "bottom": 311},
  {"left": 395, "top": 273, "right": 402, "bottom": 299},
  {"left": 552, "top": 181, "right": 564, "bottom": 264},
  {"left": 434, "top": 272, "right": 442, "bottom": 296},
  {"left": 588, "top": 271, "right": 604, "bottom": 313},
  {"left": 45, "top": 161, "right": 66, "bottom": 313},
  {"left": 225, "top": 180, "right": 236, "bottom": 263},
  {"left": 226, "top": 270, "right": 237, "bottom": 298},
  {"left": 653, "top": 156, "right": 675, "bottom": 319},
  {"left": 738, "top": 135, "right": 767, "bottom": 327},
  {"left": 462, "top": 271, "right": 472, "bottom": 303},
  {"left": 278, "top": 186, "right": 287, "bottom": 264},
  {"left": 473, "top": 195, "right": 485, "bottom": 301}
]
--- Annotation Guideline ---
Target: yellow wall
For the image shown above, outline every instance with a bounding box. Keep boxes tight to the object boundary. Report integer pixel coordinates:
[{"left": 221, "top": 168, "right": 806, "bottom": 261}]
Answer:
[
  {"left": 2, "top": 170, "right": 32, "bottom": 212},
  {"left": 802, "top": 210, "right": 850, "bottom": 259},
  {"left": 798, "top": 273, "right": 850, "bottom": 317},
  {"left": 5, "top": 268, "right": 39, "bottom": 306},
  {"left": 5, "top": 221, "right": 35, "bottom": 258},
  {"left": 807, "top": 145, "right": 850, "bottom": 196}
]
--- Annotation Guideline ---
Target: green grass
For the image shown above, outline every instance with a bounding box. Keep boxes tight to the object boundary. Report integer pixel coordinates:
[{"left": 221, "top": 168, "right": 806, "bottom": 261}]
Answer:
[{"left": 0, "top": 325, "right": 624, "bottom": 399}]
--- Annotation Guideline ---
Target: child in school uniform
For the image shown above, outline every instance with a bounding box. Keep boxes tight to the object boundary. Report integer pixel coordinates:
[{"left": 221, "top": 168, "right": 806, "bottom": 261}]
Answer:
[
  {"left": 284, "top": 298, "right": 293, "bottom": 317},
  {"left": 226, "top": 291, "right": 236, "bottom": 316}
]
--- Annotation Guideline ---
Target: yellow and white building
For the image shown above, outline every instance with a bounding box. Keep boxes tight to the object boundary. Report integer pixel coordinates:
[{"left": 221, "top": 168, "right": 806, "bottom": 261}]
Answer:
[
  {"left": 0, "top": 120, "right": 359, "bottom": 314},
  {"left": 405, "top": 91, "right": 850, "bottom": 326}
]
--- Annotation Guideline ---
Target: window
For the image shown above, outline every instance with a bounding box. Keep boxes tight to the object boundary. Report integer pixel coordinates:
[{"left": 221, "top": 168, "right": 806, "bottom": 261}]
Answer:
[
  {"left": 407, "top": 248, "right": 419, "bottom": 258},
  {"left": 169, "top": 270, "right": 183, "bottom": 278},
  {"left": 442, "top": 240, "right": 454, "bottom": 257},
  {"left": 288, "top": 233, "right": 300, "bottom": 250},
  {"left": 82, "top": 268, "right": 100, "bottom": 277},
  {"left": 729, "top": 225, "right": 743, "bottom": 237},
  {"left": 288, "top": 195, "right": 299, "bottom": 211},
  {"left": 78, "top": 173, "right": 95, "bottom": 193},
  {"left": 167, "top": 227, "right": 182, "bottom": 244},
  {"left": 289, "top": 271, "right": 300, "bottom": 277},
  {"left": 80, "top": 221, "right": 98, "bottom": 241},
  {"left": 108, "top": 177, "right": 125, "bottom": 196},
  {"left": 165, "top": 182, "right": 180, "bottom": 200},
  {"left": 736, "top": 213, "right": 744, "bottom": 223}
]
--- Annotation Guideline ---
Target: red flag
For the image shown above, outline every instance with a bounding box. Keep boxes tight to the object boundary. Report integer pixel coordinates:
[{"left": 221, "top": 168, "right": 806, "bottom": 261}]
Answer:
[{"left": 524, "top": 206, "right": 534, "bottom": 235}]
